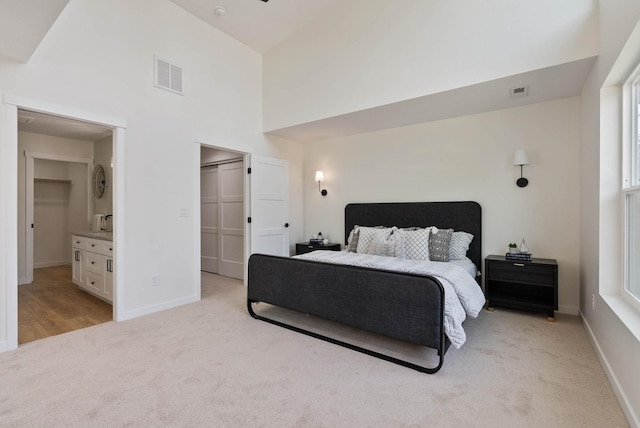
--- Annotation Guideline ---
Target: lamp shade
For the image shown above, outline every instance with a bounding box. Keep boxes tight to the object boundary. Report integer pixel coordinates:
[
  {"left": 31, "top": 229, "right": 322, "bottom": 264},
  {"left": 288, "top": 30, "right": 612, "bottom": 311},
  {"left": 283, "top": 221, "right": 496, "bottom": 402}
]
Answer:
[
  {"left": 513, "top": 150, "right": 529, "bottom": 166},
  {"left": 315, "top": 170, "right": 324, "bottom": 182}
]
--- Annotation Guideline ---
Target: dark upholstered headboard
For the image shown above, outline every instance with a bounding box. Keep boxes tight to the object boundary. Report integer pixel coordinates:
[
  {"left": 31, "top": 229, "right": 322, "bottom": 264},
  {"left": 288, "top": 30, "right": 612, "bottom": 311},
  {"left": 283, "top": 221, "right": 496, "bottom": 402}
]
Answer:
[{"left": 345, "top": 201, "right": 482, "bottom": 273}]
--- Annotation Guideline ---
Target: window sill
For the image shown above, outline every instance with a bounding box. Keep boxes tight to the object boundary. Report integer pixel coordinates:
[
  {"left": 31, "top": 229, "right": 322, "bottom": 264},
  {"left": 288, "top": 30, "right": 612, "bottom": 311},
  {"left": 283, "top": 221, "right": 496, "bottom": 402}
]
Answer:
[{"left": 601, "top": 293, "right": 640, "bottom": 342}]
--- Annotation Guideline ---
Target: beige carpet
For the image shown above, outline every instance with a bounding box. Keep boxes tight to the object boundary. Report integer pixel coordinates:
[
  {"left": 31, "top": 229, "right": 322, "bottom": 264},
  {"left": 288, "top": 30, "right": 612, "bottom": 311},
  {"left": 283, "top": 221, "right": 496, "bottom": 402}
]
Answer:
[{"left": 0, "top": 273, "right": 628, "bottom": 427}]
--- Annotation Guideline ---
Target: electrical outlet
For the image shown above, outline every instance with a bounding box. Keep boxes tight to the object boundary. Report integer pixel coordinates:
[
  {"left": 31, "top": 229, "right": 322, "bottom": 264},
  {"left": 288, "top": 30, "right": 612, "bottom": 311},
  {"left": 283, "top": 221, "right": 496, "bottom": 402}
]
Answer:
[
  {"left": 592, "top": 293, "right": 595, "bottom": 310},
  {"left": 152, "top": 275, "right": 160, "bottom": 287}
]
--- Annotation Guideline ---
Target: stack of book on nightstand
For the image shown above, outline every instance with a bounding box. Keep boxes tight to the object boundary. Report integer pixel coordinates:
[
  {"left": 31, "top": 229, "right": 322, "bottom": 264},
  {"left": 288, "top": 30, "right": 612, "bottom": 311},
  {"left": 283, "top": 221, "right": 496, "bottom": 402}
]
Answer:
[{"left": 505, "top": 252, "right": 532, "bottom": 261}]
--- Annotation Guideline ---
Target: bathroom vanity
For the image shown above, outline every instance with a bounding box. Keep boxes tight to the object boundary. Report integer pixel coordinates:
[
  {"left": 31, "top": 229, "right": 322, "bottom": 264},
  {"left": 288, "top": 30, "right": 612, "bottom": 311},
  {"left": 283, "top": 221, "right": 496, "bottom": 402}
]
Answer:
[{"left": 71, "top": 232, "right": 113, "bottom": 303}]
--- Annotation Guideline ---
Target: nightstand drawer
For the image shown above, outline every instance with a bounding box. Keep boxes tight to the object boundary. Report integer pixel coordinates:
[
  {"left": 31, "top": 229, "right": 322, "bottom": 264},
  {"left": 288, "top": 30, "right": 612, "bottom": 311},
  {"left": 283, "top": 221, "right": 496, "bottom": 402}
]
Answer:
[
  {"left": 489, "top": 262, "right": 555, "bottom": 286},
  {"left": 295, "top": 242, "right": 341, "bottom": 255}
]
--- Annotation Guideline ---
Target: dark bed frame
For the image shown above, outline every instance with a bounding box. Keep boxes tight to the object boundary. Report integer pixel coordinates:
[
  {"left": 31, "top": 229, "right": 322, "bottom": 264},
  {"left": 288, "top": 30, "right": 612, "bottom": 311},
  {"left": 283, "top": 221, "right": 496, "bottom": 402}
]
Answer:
[{"left": 247, "top": 201, "right": 482, "bottom": 373}]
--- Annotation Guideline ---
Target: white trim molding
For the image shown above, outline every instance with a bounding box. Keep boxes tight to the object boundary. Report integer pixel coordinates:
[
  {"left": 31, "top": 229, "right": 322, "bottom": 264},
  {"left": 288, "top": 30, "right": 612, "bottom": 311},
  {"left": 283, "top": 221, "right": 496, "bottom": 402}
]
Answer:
[
  {"left": 581, "top": 312, "right": 639, "bottom": 427},
  {"left": 2, "top": 94, "right": 127, "bottom": 352}
]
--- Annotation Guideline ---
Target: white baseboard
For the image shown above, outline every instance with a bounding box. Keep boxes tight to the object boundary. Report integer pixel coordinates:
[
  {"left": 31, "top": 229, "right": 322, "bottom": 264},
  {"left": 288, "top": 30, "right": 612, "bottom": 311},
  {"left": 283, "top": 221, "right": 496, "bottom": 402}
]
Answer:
[
  {"left": 0, "top": 339, "right": 7, "bottom": 353},
  {"left": 116, "top": 294, "right": 199, "bottom": 322},
  {"left": 580, "top": 311, "right": 639, "bottom": 428},
  {"left": 33, "top": 261, "right": 70, "bottom": 269},
  {"left": 558, "top": 304, "right": 579, "bottom": 315}
]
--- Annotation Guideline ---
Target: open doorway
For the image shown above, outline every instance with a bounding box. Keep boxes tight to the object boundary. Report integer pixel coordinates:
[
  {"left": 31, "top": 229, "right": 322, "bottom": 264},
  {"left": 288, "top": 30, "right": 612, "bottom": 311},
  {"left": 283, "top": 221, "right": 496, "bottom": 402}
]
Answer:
[
  {"left": 198, "top": 144, "right": 249, "bottom": 304},
  {"left": 196, "top": 143, "right": 291, "bottom": 303},
  {"left": 200, "top": 146, "right": 246, "bottom": 281},
  {"left": 16, "top": 108, "right": 116, "bottom": 344}
]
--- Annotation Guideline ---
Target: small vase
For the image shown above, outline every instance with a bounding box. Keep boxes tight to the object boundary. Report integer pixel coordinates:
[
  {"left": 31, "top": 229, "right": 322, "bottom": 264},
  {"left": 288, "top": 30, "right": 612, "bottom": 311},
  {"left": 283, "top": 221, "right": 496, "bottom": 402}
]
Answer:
[
  {"left": 508, "top": 247, "right": 517, "bottom": 254},
  {"left": 520, "top": 239, "right": 528, "bottom": 253}
]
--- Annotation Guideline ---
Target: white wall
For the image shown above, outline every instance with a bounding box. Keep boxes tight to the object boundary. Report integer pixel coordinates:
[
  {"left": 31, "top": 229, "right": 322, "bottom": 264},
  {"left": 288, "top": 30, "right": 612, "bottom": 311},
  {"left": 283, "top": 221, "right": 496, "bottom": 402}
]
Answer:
[
  {"left": 264, "top": 0, "right": 598, "bottom": 131},
  {"left": 33, "top": 159, "right": 73, "bottom": 268},
  {"left": 0, "top": 0, "right": 303, "bottom": 347},
  {"left": 93, "top": 135, "right": 113, "bottom": 218},
  {"left": 67, "top": 162, "right": 87, "bottom": 249},
  {"left": 304, "top": 97, "right": 581, "bottom": 314},
  {"left": 201, "top": 146, "right": 242, "bottom": 165},
  {"left": 580, "top": 1, "right": 640, "bottom": 424},
  {"left": 33, "top": 181, "right": 69, "bottom": 268}
]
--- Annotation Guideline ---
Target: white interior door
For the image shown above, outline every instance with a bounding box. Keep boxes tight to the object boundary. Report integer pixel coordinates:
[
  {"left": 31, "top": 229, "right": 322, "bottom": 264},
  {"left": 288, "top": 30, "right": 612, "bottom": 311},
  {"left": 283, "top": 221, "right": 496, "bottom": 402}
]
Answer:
[
  {"left": 200, "top": 166, "right": 218, "bottom": 273},
  {"left": 249, "top": 155, "right": 289, "bottom": 256},
  {"left": 218, "top": 161, "right": 244, "bottom": 279}
]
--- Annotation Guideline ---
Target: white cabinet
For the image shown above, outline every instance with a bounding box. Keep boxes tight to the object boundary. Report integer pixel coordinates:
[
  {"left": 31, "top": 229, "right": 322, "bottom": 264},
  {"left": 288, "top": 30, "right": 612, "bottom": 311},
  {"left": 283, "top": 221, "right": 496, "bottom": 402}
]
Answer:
[{"left": 71, "top": 235, "right": 113, "bottom": 303}]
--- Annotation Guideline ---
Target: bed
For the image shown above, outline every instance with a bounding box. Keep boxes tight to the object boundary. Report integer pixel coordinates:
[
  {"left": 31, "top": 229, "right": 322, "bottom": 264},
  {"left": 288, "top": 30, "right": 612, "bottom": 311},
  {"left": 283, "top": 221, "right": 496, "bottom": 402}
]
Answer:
[{"left": 247, "top": 201, "right": 483, "bottom": 373}]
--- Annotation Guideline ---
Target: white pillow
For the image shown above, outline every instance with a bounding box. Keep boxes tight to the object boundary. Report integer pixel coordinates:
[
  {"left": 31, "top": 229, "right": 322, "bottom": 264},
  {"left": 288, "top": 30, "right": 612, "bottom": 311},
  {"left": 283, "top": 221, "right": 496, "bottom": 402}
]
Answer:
[
  {"left": 396, "top": 227, "right": 431, "bottom": 260},
  {"left": 368, "top": 227, "right": 406, "bottom": 258},
  {"left": 368, "top": 228, "right": 394, "bottom": 257},
  {"left": 356, "top": 226, "right": 390, "bottom": 254},
  {"left": 392, "top": 229, "right": 406, "bottom": 258},
  {"left": 449, "top": 231, "right": 474, "bottom": 260}
]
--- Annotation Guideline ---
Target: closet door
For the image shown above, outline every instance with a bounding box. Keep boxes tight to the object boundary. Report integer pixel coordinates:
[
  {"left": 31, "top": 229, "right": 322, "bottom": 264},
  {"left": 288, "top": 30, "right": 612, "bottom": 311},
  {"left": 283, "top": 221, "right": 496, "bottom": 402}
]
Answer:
[
  {"left": 218, "top": 161, "right": 244, "bottom": 280},
  {"left": 200, "top": 166, "right": 218, "bottom": 273}
]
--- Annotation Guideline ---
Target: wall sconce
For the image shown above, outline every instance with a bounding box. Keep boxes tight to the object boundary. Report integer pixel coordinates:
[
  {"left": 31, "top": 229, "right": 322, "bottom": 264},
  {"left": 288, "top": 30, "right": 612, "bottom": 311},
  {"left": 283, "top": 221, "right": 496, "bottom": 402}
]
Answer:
[
  {"left": 513, "top": 149, "right": 530, "bottom": 187},
  {"left": 315, "top": 170, "right": 328, "bottom": 196}
]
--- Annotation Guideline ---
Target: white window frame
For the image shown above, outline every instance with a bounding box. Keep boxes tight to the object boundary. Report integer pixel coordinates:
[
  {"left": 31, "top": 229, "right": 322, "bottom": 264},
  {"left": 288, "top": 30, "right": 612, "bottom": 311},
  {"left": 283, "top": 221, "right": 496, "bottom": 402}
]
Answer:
[{"left": 622, "top": 67, "right": 640, "bottom": 312}]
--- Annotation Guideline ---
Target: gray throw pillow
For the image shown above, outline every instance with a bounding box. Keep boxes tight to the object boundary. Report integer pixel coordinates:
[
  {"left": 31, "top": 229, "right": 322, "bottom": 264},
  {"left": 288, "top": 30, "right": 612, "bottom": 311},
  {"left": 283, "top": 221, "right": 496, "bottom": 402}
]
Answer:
[
  {"left": 449, "top": 231, "right": 473, "bottom": 260},
  {"left": 429, "top": 228, "right": 453, "bottom": 262},
  {"left": 346, "top": 227, "right": 360, "bottom": 252}
]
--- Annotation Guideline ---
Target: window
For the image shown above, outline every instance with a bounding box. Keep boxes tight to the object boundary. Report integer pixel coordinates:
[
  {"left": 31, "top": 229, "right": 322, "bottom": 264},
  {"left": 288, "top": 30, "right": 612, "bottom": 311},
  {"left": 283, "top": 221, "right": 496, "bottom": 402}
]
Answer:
[
  {"left": 626, "top": 191, "right": 640, "bottom": 300},
  {"left": 623, "top": 72, "right": 640, "bottom": 309}
]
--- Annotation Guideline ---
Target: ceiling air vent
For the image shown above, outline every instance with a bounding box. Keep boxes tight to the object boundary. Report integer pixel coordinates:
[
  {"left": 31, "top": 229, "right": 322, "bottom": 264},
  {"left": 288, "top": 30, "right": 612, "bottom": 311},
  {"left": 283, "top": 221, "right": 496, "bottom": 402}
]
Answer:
[{"left": 154, "top": 56, "right": 183, "bottom": 95}]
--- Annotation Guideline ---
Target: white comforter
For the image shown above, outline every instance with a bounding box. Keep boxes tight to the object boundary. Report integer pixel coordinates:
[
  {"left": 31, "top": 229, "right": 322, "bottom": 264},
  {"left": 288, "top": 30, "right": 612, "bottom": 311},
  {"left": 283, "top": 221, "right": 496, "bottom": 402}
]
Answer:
[{"left": 293, "top": 250, "right": 486, "bottom": 349}]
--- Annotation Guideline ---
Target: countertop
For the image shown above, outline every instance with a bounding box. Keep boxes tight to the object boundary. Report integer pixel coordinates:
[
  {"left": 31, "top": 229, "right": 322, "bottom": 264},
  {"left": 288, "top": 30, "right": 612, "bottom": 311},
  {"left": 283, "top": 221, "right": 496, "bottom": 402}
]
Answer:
[{"left": 72, "top": 231, "right": 113, "bottom": 241}]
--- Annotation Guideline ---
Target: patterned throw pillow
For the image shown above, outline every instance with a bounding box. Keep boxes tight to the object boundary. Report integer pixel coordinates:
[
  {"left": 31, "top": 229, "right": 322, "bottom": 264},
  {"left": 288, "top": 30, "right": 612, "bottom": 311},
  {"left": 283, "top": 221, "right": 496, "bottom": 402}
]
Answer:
[
  {"left": 397, "top": 228, "right": 430, "bottom": 260},
  {"left": 356, "top": 226, "right": 389, "bottom": 254},
  {"left": 368, "top": 228, "right": 395, "bottom": 257},
  {"left": 449, "top": 231, "right": 473, "bottom": 260},
  {"left": 429, "top": 228, "right": 453, "bottom": 262},
  {"left": 392, "top": 229, "right": 406, "bottom": 258},
  {"left": 346, "top": 227, "right": 360, "bottom": 252},
  {"left": 368, "top": 227, "right": 406, "bottom": 257}
]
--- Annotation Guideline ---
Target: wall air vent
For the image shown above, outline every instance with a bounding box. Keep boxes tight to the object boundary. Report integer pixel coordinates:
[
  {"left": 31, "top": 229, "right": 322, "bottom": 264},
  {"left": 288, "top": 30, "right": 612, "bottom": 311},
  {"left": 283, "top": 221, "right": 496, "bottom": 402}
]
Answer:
[
  {"left": 154, "top": 56, "right": 184, "bottom": 95},
  {"left": 510, "top": 85, "right": 529, "bottom": 98}
]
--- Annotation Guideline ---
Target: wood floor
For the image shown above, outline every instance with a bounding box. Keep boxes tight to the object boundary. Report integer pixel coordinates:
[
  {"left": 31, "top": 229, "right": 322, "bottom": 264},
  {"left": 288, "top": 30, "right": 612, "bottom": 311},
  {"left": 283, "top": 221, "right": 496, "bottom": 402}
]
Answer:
[{"left": 18, "top": 265, "right": 112, "bottom": 345}]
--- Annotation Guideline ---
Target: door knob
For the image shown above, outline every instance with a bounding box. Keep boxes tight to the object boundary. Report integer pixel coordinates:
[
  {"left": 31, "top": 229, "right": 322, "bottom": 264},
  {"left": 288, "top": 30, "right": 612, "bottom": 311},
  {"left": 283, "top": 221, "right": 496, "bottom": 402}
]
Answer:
[{"left": 284, "top": 223, "right": 289, "bottom": 228}]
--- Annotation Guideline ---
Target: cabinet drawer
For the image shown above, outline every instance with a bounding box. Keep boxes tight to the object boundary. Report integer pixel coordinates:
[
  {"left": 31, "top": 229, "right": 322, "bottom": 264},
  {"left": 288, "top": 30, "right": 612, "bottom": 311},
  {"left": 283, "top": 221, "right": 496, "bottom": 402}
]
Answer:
[
  {"left": 85, "top": 238, "right": 112, "bottom": 256},
  {"left": 72, "top": 236, "right": 113, "bottom": 256},
  {"left": 295, "top": 242, "right": 341, "bottom": 255},
  {"left": 84, "top": 238, "right": 101, "bottom": 253},
  {"left": 84, "top": 253, "right": 104, "bottom": 275},
  {"left": 97, "top": 241, "right": 113, "bottom": 257},
  {"left": 489, "top": 262, "right": 555, "bottom": 286},
  {"left": 72, "top": 236, "right": 85, "bottom": 249},
  {"left": 83, "top": 272, "right": 104, "bottom": 293}
]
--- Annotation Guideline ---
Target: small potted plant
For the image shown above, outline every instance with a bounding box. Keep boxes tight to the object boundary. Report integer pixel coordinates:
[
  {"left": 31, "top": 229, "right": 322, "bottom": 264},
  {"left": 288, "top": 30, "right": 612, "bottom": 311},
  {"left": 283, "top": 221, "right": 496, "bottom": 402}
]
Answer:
[{"left": 508, "top": 243, "right": 518, "bottom": 254}]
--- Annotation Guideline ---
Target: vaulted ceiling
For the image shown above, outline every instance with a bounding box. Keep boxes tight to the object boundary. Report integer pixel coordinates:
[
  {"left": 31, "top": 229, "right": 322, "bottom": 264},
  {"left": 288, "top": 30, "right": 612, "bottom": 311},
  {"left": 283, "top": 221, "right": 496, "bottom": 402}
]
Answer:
[
  {"left": 0, "top": 0, "right": 69, "bottom": 62},
  {"left": 169, "top": 0, "right": 344, "bottom": 53},
  {"left": 2, "top": 1, "right": 597, "bottom": 142}
]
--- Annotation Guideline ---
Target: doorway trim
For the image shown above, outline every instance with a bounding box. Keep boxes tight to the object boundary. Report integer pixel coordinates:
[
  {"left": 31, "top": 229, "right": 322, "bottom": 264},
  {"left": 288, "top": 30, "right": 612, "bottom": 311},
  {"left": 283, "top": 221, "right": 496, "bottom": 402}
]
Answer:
[
  {"left": 194, "top": 138, "right": 250, "bottom": 291},
  {"left": 1, "top": 94, "right": 127, "bottom": 352},
  {"left": 23, "top": 151, "right": 93, "bottom": 284}
]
